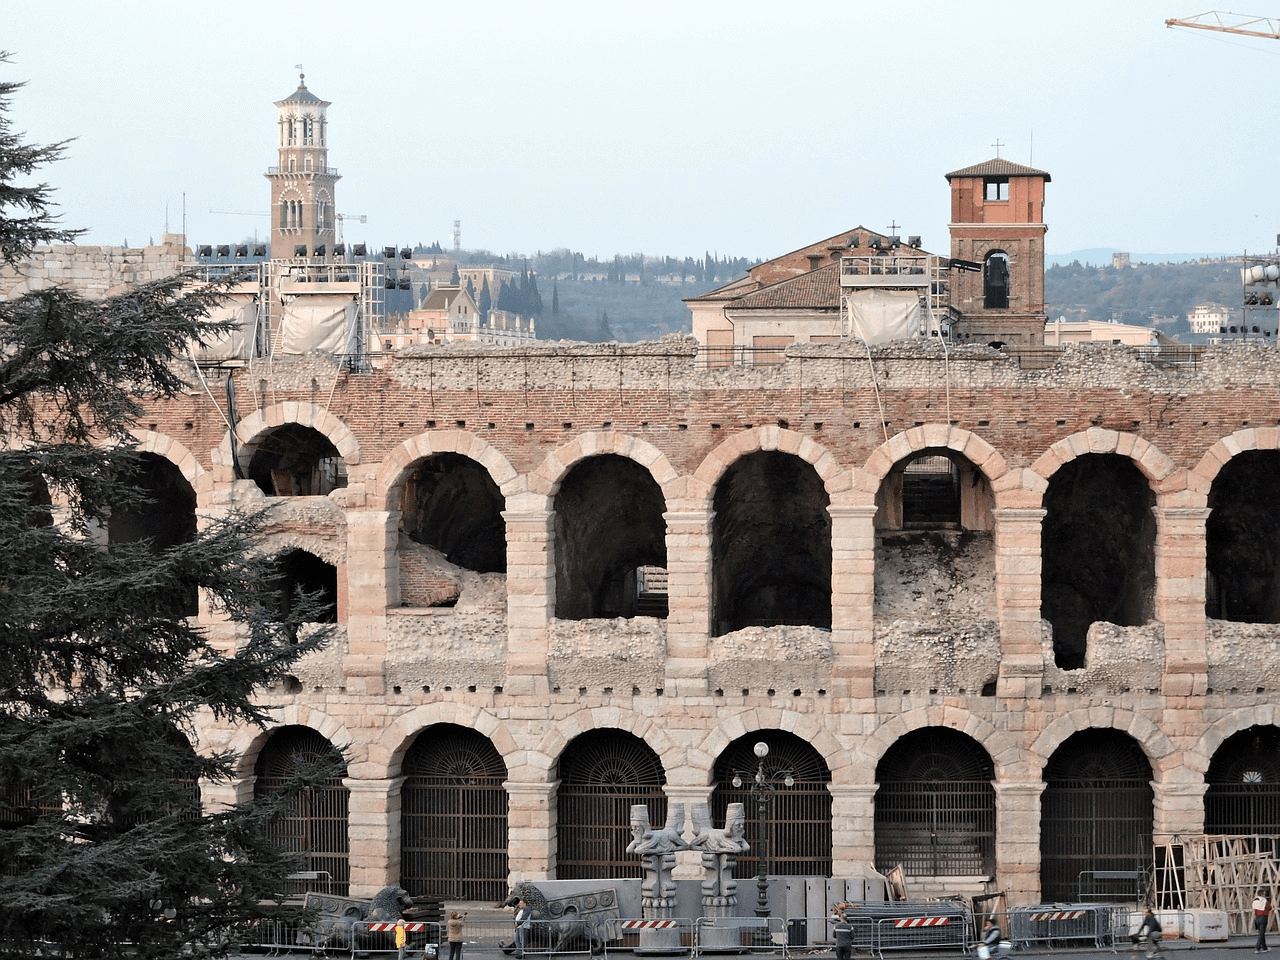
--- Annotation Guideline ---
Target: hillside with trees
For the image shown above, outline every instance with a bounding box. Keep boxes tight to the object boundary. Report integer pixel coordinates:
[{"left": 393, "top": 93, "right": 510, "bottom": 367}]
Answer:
[{"left": 1045, "top": 258, "right": 1244, "bottom": 337}]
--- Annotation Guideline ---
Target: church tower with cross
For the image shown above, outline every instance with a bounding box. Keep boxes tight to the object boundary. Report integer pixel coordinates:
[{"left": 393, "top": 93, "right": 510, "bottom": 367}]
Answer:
[
  {"left": 265, "top": 70, "right": 340, "bottom": 259},
  {"left": 945, "top": 151, "right": 1051, "bottom": 350}
]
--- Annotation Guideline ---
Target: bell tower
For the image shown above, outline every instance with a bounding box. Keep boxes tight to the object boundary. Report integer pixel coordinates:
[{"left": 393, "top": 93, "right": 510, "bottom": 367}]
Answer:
[
  {"left": 946, "top": 158, "right": 1051, "bottom": 350},
  {"left": 265, "top": 72, "right": 339, "bottom": 259}
]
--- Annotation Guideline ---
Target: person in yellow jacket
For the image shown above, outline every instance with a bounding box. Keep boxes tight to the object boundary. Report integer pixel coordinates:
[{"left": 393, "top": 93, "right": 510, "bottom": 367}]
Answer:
[{"left": 395, "top": 920, "right": 408, "bottom": 960}]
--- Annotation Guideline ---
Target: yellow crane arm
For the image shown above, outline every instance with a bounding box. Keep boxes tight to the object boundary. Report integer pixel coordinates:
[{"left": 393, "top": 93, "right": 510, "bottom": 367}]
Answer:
[{"left": 1166, "top": 11, "right": 1280, "bottom": 39}]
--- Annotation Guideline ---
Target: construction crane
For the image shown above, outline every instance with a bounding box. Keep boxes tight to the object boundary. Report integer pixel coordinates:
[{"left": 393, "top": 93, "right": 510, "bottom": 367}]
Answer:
[
  {"left": 336, "top": 213, "right": 366, "bottom": 245},
  {"left": 1166, "top": 11, "right": 1280, "bottom": 39}
]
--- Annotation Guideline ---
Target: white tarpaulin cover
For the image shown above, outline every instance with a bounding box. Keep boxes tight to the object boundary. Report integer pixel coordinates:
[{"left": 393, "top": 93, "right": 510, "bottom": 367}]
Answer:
[
  {"left": 278, "top": 295, "right": 354, "bottom": 355},
  {"left": 846, "top": 288, "right": 923, "bottom": 345},
  {"left": 190, "top": 294, "right": 256, "bottom": 362}
]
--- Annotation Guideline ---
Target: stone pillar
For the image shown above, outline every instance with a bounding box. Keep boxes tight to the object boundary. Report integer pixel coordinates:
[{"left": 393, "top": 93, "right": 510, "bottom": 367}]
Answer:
[
  {"left": 503, "top": 498, "right": 554, "bottom": 696},
  {"left": 343, "top": 510, "right": 395, "bottom": 697},
  {"left": 201, "top": 775, "right": 253, "bottom": 815},
  {"left": 663, "top": 508, "right": 712, "bottom": 696},
  {"left": 830, "top": 783, "right": 877, "bottom": 877},
  {"left": 507, "top": 779, "right": 557, "bottom": 883},
  {"left": 1153, "top": 776, "right": 1207, "bottom": 838},
  {"left": 993, "top": 508, "right": 1047, "bottom": 697},
  {"left": 1154, "top": 506, "right": 1210, "bottom": 697},
  {"left": 830, "top": 504, "right": 878, "bottom": 701},
  {"left": 346, "top": 776, "right": 402, "bottom": 897},
  {"left": 994, "top": 780, "right": 1045, "bottom": 906}
]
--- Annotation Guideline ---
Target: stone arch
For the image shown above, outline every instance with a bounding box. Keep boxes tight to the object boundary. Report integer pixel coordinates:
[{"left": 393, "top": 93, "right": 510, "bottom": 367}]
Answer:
[
  {"left": 1190, "top": 706, "right": 1280, "bottom": 778},
  {"left": 375, "top": 430, "right": 521, "bottom": 512},
  {"left": 1193, "top": 426, "right": 1280, "bottom": 494},
  {"left": 537, "top": 706, "right": 683, "bottom": 786},
  {"left": 864, "top": 706, "right": 1024, "bottom": 780},
  {"left": 692, "top": 707, "right": 853, "bottom": 787},
  {"left": 864, "top": 425, "right": 1010, "bottom": 486},
  {"left": 691, "top": 426, "right": 849, "bottom": 504},
  {"left": 129, "top": 430, "right": 207, "bottom": 500},
  {"left": 258, "top": 530, "right": 344, "bottom": 569},
  {"left": 1032, "top": 428, "right": 1178, "bottom": 494},
  {"left": 229, "top": 705, "right": 356, "bottom": 780},
  {"left": 1031, "top": 708, "right": 1174, "bottom": 778},
  {"left": 375, "top": 702, "right": 516, "bottom": 780},
  {"left": 215, "top": 402, "right": 361, "bottom": 486},
  {"left": 529, "top": 430, "right": 682, "bottom": 504}
]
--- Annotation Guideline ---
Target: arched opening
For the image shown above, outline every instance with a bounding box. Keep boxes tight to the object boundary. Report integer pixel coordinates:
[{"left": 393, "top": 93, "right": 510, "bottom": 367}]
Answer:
[
  {"left": 1206, "top": 451, "right": 1280, "bottom": 622},
  {"left": 710, "top": 731, "right": 832, "bottom": 879},
  {"left": 554, "top": 455, "right": 667, "bottom": 620},
  {"left": 108, "top": 452, "right": 198, "bottom": 616},
  {"left": 401, "top": 724, "right": 508, "bottom": 901},
  {"left": 1040, "top": 729, "right": 1153, "bottom": 902},
  {"left": 1206, "top": 725, "right": 1280, "bottom": 835},
  {"left": 253, "top": 726, "right": 350, "bottom": 896},
  {"left": 247, "top": 423, "right": 347, "bottom": 497},
  {"left": 874, "top": 727, "right": 995, "bottom": 878},
  {"left": 556, "top": 730, "right": 666, "bottom": 880},
  {"left": 712, "top": 451, "right": 831, "bottom": 635},
  {"left": 271, "top": 549, "right": 338, "bottom": 624},
  {"left": 983, "top": 251, "right": 1010, "bottom": 309},
  {"left": 1041, "top": 454, "right": 1155, "bottom": 669},
  {"left": 402, "top": 453, "right": 506, "bottom": 574}
]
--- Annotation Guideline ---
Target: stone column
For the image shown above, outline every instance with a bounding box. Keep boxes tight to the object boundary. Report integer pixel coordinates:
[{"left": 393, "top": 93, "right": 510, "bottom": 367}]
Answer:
[
  {"left": 665, "top": 785, "right": 716, "bottom": 881},
  {"left": 507, "top": 779, "right": 557, "bottom": 883},
  {"left": 343, "top": 510, "right": 396, "bottom": 697},
  {"left": 993, "top": 508, "right": 1047, "bottom": 697},
  {"left": 1153, "top": 776, "right": 1207, "bottom": 838},
  {"left": 201, "top": 775, "right": 254, "bottom": 815},
  {"left": 346, "top": 776, "right": 402, "bottom": 897},
  {"left": 830, "top": 504, "right": 878, "bottom": 702},
  {"left": 1153, "top": 506, "right": 1210, "bottom": 697},
  {"left": 663, "top": 509, "right": 713, "bottom": 695},
  {"left": 830, "top": 783, "right": 877, "bottom": 877},
  {"left": 503, "top": 496, "right": 554, "bottom": 696},
  {"left": 994, "top": 780, "right": 1045, "bottom": 906}
]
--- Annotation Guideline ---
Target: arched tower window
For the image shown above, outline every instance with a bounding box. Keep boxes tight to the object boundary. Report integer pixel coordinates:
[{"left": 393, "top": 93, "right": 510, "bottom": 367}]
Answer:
[{"left": 983, "top": 251, "right": 1010, "bottom": 309}]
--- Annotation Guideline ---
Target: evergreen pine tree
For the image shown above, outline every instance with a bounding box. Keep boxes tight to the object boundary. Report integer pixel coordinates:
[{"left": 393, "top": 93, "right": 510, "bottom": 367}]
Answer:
[
  {"left": 0, "top": 60, "right": 334, "bottom": 959},
  {"left": 478, "top": 275, "right": 491, "bottom": 323},
  {"left": 526, "top": 272, "right": 543, "bottom": 317},
  {"left": 450, "top": 264, "right": 460, "bottom": 285},
  {"left": 551, "top": 280, "right": 559, "bottom": 316}
]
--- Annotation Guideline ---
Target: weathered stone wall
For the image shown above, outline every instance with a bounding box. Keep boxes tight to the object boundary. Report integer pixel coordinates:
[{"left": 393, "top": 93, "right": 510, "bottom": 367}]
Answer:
[{"left": 0, "top": 238, "right": 190, "bottom": 300}]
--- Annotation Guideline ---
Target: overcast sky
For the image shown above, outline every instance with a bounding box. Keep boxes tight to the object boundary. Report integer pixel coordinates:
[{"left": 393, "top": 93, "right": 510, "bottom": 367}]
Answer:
[{"left": 6, "top": 1, "right": 1279, "bottom": 263}]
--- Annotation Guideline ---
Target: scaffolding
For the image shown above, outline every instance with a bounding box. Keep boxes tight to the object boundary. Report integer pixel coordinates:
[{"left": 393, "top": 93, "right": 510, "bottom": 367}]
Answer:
[
  {"left": 839, "top": 250, "right": 952, "bottom": 343},
  {"left": 1154, "top": 834, "right": 1280, "bottom": 934}
]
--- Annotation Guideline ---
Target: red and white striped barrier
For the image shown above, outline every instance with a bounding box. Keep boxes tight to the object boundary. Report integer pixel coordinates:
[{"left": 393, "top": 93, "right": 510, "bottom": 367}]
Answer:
[
  {"left": 622, "top": 920, "right": 679, "bottom": 929},
  {"left": 893, "top": 917, "right": 950, "bottom": 928},
  {"left": 366, "top": 922, "right": 430, "bottom": 932},
  {"left": 1028, "top": 911, "right": 1085, "bottom": 922}
]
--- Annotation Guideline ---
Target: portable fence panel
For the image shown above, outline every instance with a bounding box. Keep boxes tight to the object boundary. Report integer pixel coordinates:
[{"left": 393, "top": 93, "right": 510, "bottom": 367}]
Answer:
[
  {"left": 349, "top": 921, "right": 438, "bottom": 957},
  {"left": 1008, "top": 904, "right": 1116, "bottom": 949},
  {"left": 695, "top": 916, "right": 787, "bottom": 956},
  {"left": 619, "top": 917, "right": 695, "bottom": 955},
  {"left": 839, "top": 901, "right": 971, "bottom": 956}
]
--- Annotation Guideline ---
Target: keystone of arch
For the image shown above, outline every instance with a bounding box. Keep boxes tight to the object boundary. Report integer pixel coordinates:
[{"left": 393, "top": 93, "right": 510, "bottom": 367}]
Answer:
[
  {"left": 1030, "top": 707, "right": 1172, "bottom": 778},
  {"left": 528, "top": 431, "right": 681, "bottom": 499},
  {"left": 371, "top": 702, "right": 513, "bottom": 778},
  {"left": 1188, "top": 705, "right": 1280, "bottom": 777},
  {"left": 691, "top": 426, "right": 844, "bottom": 492},
  {"left": 373, "top": 429, "right": 520, "bottom": 511},
  {"left": 864, "top": 707, "right": 1024, "bottom": 780}
]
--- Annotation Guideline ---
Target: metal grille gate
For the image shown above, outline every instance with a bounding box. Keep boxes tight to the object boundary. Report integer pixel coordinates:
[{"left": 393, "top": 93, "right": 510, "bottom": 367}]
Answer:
[
  {"left": 254, "top": 726, "right": 350, "bottom": 895},
  {"left": 557, "top": 730, "right": 666, "bottom": 880},
  {"left": 1206, "top": 725, "right": 1280, "bottom": 834},
  {"left": 401, "top": 725, "right": 509, "bottom": 901}
]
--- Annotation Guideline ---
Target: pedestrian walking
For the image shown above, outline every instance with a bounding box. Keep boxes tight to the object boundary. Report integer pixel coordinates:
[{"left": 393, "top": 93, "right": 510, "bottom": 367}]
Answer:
[
  {"left": 395, "top": 920, "right": 408, "bottom": 960},
  {"left": 448, "top": 910, "right": 467, "bottom": 960},
  {"left": 1254, "top": 891, "right": 1272, "bottom": 952},
  {"left": 514, "top": 898, "right": 533, "bottom": 959}
]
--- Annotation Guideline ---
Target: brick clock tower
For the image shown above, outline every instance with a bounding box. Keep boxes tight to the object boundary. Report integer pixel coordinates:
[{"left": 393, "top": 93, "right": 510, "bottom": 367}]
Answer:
[
  {"left": 265, "top": 72, "right": 339, "bottom": 259},
  {"left": 946, "top": 158, "right": 1051, "bottom": 350}
]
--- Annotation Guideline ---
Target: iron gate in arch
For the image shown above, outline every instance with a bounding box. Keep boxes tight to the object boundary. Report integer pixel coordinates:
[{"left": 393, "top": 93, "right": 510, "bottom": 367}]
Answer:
[
  {"left": 254, "top": 726, "right": 350, "bottom": 895},
  {"left": 1205, "top": 725, "right": 1280, "bottom": 834},
  {"left": 711, "top": 732, "right": 832, "bottom": 878},
  {"left": 400, "top": 725, "right": 509, "bottom": 901},
  {"left": 556, "top": 730, "right": 666, "bottom": 880},
  {"left": 874, "top": 727, "right": 995, "bottom": 877},
  {"left": 1040, "top": 729, "right": 1152, "bottom": 903}
]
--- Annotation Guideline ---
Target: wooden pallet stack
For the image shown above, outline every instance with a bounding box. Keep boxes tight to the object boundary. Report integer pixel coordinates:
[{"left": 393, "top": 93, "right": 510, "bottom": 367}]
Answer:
[{"left": 1154, "top": 835, "right": 1280, "bottom": 935}]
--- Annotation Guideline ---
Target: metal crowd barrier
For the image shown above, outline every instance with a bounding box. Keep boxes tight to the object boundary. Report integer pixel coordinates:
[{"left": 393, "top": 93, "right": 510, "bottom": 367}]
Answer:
[
  {"left": 1008, "top": 903, "right": 1120, "bottom": 949},
  {"left": 237, "top": 918, "right": 442, "bottom": 957},
  {"left": 869, "top": 912, "right": 971, "bottom": 958}
]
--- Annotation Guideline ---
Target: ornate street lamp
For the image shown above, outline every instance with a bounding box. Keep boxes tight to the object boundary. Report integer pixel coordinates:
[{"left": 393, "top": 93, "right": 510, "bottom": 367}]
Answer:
[{"left": 732, "top": 741, "right": 795, "bottom": 919}]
